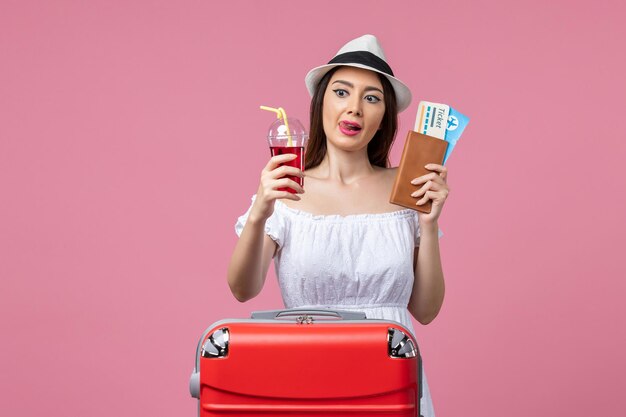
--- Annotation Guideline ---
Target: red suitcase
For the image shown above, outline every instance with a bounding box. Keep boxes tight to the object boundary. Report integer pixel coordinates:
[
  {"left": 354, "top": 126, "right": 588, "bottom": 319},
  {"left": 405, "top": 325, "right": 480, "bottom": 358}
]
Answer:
[{"left": 190, "top": 308, "right": 422, "bottom": 416}]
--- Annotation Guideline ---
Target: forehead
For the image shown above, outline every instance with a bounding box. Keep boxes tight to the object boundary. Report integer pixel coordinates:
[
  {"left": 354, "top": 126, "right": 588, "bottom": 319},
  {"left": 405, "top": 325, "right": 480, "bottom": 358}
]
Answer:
[{"left": 328, "top": 66, "right": 383, "bottom": 89}]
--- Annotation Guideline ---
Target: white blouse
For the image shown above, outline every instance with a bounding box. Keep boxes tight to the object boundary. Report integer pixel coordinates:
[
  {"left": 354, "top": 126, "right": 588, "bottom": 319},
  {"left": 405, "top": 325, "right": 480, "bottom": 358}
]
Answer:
[{"left": 235, "top": 194, "right": 443, "bottom": 417}]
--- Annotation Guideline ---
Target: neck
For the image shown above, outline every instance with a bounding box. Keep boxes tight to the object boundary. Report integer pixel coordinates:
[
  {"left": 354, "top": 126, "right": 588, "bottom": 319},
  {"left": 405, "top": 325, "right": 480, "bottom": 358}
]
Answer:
[{"left": 315, "top": 143, "right": 377, "bottom": 185}]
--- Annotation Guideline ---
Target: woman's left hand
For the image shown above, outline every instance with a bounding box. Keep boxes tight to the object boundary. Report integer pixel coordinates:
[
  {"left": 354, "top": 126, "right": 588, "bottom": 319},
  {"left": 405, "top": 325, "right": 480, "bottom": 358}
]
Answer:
[{"left": 410, "top": 164, "right": 450, "bottom": 225}]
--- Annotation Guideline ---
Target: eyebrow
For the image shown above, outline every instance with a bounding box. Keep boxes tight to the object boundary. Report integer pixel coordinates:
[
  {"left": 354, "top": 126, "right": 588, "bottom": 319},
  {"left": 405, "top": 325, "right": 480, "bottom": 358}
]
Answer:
[{"left": 331, "top": 80, "right": 384, "bottom": 95}]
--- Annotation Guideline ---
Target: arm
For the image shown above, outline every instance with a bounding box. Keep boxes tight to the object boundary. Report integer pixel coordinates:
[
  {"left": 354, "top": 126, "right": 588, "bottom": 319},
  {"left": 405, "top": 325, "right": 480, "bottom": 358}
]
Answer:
[
  {"left": 226, "top": 214, "right": 277, "bottom": 303},
  {"left": 407, "top": 163, "right": 450, "bottom": 325},
  {"left": 408, "top": 222, "right": 445, "bottom": 325},
  {"left": 226, "top": 153, "right": 305, "bottom": 303}
]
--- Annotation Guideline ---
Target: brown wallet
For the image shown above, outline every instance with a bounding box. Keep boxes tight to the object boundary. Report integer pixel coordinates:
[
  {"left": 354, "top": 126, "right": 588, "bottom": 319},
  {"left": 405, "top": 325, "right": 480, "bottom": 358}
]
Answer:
[{"left": 389, "top": 131, "right": 449, "bottom": 214}]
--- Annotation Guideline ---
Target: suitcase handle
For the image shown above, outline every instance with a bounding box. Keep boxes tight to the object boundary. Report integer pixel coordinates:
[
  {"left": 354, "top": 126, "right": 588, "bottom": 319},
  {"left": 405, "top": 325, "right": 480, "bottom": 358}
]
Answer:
[{"left": 250, "top": 308, "right": 367, "bottom": 321}]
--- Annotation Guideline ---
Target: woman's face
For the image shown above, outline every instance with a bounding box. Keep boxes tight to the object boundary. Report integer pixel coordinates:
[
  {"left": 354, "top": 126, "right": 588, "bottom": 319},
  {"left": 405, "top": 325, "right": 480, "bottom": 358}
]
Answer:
[{"left": 322, "top": 66, "right": 386, "bottom": 151}]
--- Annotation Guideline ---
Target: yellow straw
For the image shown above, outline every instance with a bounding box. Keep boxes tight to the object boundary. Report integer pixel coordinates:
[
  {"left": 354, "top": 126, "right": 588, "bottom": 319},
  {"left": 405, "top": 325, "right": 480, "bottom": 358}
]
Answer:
[
  {"left": 260, "top": 105, "right": 293, "bottom": 146},
  {"left": 278, "top": 108, "right": 292, "bottom": 145}
]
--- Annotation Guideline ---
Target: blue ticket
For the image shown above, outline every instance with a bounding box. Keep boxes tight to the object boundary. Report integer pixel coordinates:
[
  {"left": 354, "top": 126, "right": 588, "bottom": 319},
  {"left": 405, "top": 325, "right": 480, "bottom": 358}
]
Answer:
[{"left": 443, "top": 107, "right": 469, "bottom": 164}]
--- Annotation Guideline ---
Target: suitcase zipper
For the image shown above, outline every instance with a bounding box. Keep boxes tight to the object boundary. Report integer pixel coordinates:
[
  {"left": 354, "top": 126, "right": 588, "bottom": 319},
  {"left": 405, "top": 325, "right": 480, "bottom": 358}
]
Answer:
[{"left": 296, "top": 314, "right": 315, "bottom": 324}]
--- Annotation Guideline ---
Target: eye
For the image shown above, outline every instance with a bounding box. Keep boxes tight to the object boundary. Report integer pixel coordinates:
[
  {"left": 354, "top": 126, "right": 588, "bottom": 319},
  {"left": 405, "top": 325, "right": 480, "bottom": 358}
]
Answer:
[
  {"left": 365, "top": 95, "right": 381, "bottom": 103},
  {"left": 333, "top": 89, "right": 348, "bottom": 97}
]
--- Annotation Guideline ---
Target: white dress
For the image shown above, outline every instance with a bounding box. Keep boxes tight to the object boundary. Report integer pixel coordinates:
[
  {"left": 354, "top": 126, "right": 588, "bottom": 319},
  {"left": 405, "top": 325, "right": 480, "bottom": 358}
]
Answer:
[{"left": 235, "top": 194, "right": 443, "bottom": 417}]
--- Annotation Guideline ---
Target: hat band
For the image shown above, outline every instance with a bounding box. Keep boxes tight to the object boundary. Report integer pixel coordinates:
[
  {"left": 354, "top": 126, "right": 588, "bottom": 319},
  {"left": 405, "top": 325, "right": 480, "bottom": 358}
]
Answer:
[{"left": 328, "top": 51, "right": 394, "bottom": 77}]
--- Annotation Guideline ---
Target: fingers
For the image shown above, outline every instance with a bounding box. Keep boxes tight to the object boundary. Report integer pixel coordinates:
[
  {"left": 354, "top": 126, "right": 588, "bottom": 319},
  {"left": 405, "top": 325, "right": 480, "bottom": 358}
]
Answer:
[
  {"left": 265, "top": 153, "right": 299, "bottom": 172},
  {"left": 416, "top": 190, "right": 437, "bottom": 206},
  {"left": 261, "top": 176, "right": 304, "bottom": 196},
  {"left": 258, "top": 154, "right": 306, "bottom": 205},
  {"left": 411, "top": 172, "right": 445, "bottom": 188},
  {"left": 416, "top": 164, "right": 448, "bottom": 182},
  {"left": 411, "top": 179, "right": 450, "bottom": 198},
  {"left": 274, "top": 177, "right": 305, "bottom": 194},
  {"left": 411, "top": 180, "right": 438, "bottom": 198},
  {"left": 268, "top": 164, "right": 305, "bottom": 181},
  {"left": 410, "top": 166, "right": 451, "bottom": 204},
  {"left": 415, "top": 188, "right": 449, "bottom": 206},
  {"left": 411, "top": 163, "right": 449, "bottom": 186},
  {"left": 424, "top": 163, "right": 447, "bottom": 175},
  {"left": 272, "top": 190, "right": 302, "bottom": 201},
  {"left": 254, "top": 155, "right": 305, "bottom": 219}
]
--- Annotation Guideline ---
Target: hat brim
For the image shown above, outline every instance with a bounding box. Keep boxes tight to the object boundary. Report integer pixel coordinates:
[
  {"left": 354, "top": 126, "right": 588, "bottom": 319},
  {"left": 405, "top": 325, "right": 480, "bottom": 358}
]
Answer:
[{"left": 305, "top": 63, "right": 412, "bottom": 113}]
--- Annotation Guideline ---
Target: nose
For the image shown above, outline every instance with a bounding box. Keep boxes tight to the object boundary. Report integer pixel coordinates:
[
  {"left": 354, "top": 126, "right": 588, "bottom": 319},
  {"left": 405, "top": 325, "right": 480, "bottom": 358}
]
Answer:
[{"left": 347, "top": 96, "right": 363, "bottom": 117}]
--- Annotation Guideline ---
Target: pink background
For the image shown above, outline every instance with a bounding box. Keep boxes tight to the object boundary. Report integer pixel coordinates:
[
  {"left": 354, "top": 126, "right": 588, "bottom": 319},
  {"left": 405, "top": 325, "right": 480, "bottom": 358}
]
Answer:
[{"left": 1, "top": 0, "right": 624, "bottom": 416}]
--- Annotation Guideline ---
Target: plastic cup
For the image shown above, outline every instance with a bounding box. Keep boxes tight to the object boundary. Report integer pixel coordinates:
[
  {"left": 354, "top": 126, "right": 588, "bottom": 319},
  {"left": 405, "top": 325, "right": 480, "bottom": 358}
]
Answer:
[{"left": 267, "top": 117, "right": 308, "bottom": 194}]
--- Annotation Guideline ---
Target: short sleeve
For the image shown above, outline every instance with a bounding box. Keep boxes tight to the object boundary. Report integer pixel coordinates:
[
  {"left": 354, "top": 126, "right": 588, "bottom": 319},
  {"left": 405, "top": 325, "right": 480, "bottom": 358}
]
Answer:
[
  {"left": 234, "top": 194, "right": 286, "bottom": 250},
  {"left": 414, "top": 211, "right": 444, "bottom": 247}
]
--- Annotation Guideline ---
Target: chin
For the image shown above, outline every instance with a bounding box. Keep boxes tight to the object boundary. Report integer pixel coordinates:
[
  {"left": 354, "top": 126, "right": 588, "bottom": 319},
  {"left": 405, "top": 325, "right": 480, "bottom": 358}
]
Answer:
[{"left": 330, "top": 138, "right": 370, "bottom": 152}]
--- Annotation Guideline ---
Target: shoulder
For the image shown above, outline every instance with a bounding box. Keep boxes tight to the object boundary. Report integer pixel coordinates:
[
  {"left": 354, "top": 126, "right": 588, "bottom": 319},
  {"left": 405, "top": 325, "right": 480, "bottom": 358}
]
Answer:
[
  {"left": 378, "top": 166, "right": 408, "bottom": 212},
  {"left": 385, "top": 166, "right": 399, "bottom": 176},
  {"left": 376, "top": 166, "right": 399, "bottom": 185},
  {"left": 375, "top": 165, "right": 398, "bottom": 175}
]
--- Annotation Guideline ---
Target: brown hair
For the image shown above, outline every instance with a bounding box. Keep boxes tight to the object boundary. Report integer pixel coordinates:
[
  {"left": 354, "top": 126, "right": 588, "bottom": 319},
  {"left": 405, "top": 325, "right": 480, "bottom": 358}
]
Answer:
[{"left": 305, "top": 66, "right": 399, "bottom": 170}]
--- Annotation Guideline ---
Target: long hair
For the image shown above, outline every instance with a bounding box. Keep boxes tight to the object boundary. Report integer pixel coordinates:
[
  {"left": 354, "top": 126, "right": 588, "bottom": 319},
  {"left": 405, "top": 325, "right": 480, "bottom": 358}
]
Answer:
[{"left": 305, "top": 66, "right": 399, "bottom": 170}]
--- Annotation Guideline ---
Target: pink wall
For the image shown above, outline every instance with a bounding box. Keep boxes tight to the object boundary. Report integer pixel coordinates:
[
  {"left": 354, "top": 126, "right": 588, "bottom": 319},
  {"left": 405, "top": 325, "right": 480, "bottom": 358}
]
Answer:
[{"left": 1, "top": 1, "right": 624, "bottom": 416}]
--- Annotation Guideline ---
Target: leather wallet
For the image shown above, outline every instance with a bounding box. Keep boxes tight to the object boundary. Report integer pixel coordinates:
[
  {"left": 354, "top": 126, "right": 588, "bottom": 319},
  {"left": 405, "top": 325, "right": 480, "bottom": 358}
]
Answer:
[{"left": 390, "top": 131, "right": 449, "bottom": 214}]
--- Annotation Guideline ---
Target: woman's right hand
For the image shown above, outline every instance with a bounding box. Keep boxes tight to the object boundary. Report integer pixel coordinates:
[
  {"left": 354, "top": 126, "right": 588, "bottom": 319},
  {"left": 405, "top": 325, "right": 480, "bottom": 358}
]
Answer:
[{"left": 250, "top": 154, "right": 305, "bottom": 222}]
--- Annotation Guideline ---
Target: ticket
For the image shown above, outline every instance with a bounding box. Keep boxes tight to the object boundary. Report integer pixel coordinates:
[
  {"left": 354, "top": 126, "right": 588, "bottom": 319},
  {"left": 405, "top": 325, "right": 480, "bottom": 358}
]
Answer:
[
  {"left": 414, "top": 101, "right": 449, "bottom": 140},
  {"left": 442, "top": 106, "right": 469, "bottom": 164}
]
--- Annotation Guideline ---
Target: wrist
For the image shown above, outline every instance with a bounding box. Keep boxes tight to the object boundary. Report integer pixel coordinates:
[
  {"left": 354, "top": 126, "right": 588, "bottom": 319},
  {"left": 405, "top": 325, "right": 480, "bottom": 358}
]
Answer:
[
  {"left": 247, "top": 211, "right": 268, "bottom": 226},
  {"left": 418, "top": 220, "right": 439, "bottom": 234},
  {"left": 247, "top": 199, "right": 271, "bottom": 225}
]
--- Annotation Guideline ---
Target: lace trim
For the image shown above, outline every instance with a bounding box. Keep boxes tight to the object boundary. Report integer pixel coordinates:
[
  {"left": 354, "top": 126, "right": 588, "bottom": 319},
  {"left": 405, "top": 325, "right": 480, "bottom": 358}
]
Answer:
[{"left": 273, "top": 198, "right": 415, "bottom": 222}]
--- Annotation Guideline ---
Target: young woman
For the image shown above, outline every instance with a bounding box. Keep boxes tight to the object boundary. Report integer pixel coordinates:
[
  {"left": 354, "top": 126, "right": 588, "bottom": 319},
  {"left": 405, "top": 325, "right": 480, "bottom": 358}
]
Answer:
[{"left": 228, "top": 34, "right": 449, "bottom": 417}]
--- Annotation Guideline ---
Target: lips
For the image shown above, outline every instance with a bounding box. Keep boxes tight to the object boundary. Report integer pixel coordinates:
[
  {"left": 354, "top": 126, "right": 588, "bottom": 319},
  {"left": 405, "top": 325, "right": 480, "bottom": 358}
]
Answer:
[{"left": 339, "top": 120, "right": 362, "bottom": 136}]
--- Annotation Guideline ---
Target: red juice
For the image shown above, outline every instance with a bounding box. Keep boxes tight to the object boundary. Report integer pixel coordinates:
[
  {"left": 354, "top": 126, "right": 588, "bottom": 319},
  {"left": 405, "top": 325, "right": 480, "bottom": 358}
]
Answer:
[{"left": 270, "top": 146, "right": 304, "bottom": 193}]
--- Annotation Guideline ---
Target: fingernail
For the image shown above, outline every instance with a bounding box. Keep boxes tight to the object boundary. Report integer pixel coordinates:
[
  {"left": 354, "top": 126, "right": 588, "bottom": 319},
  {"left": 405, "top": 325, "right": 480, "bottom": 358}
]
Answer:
[
  {"left": 411, "top": 192, "right": 418, "bottom": 197},
  {"left": 411, "top": 179, "right": 419, "bottom": 185}
]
